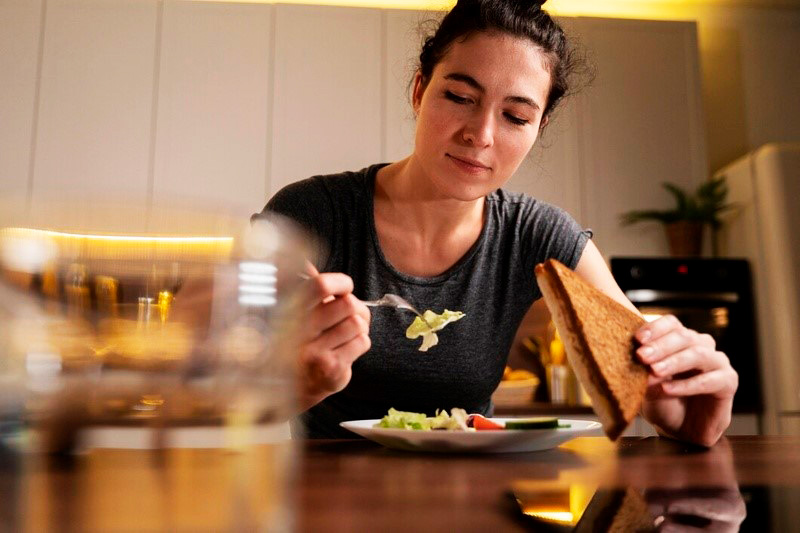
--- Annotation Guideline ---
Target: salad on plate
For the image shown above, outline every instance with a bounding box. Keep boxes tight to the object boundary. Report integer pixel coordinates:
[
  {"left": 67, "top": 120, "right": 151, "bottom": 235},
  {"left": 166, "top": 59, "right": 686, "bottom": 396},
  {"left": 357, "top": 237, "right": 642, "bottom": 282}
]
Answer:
[{"left": 374, "top": 408, "right": 568, "bottom": 431}]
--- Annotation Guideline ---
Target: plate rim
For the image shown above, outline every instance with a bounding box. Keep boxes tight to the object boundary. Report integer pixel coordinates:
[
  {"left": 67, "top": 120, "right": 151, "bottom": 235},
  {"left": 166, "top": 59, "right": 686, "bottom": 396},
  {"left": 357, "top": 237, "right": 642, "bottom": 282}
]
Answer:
[
  {"left": 339, "top": 418, "right": 603, "bottom": 453},
  {"left": 340, "top": 417, "right": 601, "bottom": 435}
]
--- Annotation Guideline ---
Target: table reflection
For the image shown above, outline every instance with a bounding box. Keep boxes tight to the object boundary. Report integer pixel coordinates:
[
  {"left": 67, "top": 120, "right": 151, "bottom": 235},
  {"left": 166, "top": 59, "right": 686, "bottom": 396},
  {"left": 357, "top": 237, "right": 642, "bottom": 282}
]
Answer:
[
  {"left": 510, "top": 483, "right": 782, "bottom": 532},
  {"left": 508, "top": 437, "right": 775, "bottom": 531}
]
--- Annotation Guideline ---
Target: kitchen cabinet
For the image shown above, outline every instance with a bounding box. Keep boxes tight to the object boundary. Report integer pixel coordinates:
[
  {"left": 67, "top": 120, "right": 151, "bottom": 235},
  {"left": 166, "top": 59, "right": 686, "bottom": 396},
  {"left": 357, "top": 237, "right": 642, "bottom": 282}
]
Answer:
[
  {"left": 0, "top": 0, "right": 42, "bottom": 225},
  {"left": 28, "top": 0, "right": 159, "bottom": 233},
  {"left": 572, "top": 18, "right": 707, "bottom": 258},
  {"left": 269, "top": 4, "right": 383, "bottom": 197},
  {"left": 152, "top": 1, "right": 273, "bottom": 224},
  {"left": 383, "top": 9, "right": 425, "bottom": 163}
]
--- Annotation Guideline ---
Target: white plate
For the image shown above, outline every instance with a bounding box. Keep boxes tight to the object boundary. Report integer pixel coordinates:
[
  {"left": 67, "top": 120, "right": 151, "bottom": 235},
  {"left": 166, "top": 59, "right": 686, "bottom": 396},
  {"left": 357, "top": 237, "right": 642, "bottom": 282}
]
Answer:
[{"left": 339, "top": 418, "right": 603, "bottom": 453}]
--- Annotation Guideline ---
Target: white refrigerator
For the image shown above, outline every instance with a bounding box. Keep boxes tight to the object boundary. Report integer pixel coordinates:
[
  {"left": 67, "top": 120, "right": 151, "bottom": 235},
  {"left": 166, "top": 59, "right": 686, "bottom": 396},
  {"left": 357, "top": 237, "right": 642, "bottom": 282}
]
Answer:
[{"left": 716, "top": 142, "right": 800, "bottom": 435}]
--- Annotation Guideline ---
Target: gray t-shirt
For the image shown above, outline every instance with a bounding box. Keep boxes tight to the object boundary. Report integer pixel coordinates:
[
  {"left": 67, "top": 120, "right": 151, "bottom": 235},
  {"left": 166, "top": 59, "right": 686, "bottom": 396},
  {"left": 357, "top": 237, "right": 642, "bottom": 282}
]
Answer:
[{"left": 258, "top": 163, "right": 591, "bottom": 438}]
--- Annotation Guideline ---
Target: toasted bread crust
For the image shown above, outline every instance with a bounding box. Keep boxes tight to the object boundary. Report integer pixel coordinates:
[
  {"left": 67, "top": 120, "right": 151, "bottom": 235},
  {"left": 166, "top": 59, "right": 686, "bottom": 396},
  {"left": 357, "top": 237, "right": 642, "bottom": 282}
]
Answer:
[{"left": 535, "top": 259, "right": 647, "bottom": 440}]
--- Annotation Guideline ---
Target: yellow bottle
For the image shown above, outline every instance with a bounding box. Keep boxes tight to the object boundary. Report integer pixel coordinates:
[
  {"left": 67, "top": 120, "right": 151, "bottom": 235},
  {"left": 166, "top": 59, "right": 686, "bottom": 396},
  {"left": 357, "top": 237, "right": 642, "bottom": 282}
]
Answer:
[{"left": 549, "top": 328, "right": 565, "bottom": 366}]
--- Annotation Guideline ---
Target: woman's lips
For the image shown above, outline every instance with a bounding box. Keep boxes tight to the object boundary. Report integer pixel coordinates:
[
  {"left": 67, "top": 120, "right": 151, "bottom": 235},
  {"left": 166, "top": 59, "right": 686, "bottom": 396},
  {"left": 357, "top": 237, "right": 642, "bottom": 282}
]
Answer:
[{"left": 446, "top": 154, "right": 490, "bottom": 173}]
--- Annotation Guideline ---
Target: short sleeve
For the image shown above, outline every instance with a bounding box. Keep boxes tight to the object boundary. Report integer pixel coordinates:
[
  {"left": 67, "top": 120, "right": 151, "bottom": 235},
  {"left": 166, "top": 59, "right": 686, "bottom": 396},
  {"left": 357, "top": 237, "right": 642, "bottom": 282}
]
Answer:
[
  {"left": 519, "top": 199, "right": 592, "bottom": 275},
  {"left": 252, "top": 177, "right": 335, "bottom": 269}
]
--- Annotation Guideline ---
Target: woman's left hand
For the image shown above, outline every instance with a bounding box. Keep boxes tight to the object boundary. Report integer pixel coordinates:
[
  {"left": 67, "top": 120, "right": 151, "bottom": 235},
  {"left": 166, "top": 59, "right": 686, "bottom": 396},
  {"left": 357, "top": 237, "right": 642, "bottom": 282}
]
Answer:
[{"left": 635, "top": 315, "right": 739, "bottom": 447}]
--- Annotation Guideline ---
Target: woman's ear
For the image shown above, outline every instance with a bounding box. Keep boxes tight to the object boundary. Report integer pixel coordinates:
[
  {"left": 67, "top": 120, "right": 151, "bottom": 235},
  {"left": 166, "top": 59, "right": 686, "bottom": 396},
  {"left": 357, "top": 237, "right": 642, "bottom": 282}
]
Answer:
[
  {"left": 411, "top": 71, "right": 426, "bottom": 115},
  {"left": 539, "top": 114, "right": 550, "bottom": 130}
]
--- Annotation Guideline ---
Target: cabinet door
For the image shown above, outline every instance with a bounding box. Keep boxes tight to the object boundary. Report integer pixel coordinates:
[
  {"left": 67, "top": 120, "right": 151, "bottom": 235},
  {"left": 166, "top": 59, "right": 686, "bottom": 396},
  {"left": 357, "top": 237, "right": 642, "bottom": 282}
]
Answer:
[
  {"left": 384, "top": 9, "right": 428, "bottom": 163},
  {"left": 574, "top": 18, "right": 707, "bottom": 258},
  {"left": 30, "top": 0, "right": 159, "bottom": 233},
  {"left": 152, "top": 1, "right": 273, "bottom": 226},
  {"left": 0, "top": 0, "right": 43, "bottom": 224},
  {"left": 270, "top": 5, "right": 382, "bottom": 196}
]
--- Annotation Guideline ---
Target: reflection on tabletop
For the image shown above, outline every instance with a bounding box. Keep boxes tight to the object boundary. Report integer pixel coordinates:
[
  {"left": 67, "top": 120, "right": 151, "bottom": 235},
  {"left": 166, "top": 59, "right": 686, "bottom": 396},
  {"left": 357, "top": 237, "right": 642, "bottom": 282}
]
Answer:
[
  {"left": 508, "top": 438, "right": 761, "bottom": 532},
  {"left": 511, "top": 484, "right": 750, "bottom": 532}
]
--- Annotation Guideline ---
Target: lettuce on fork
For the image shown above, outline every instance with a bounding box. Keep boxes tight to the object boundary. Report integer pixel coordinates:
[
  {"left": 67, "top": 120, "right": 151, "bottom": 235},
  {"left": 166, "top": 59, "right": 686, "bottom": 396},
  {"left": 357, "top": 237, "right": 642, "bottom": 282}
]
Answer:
[{"left": 405, "top": 309, "right": 465, "bottom": 352}]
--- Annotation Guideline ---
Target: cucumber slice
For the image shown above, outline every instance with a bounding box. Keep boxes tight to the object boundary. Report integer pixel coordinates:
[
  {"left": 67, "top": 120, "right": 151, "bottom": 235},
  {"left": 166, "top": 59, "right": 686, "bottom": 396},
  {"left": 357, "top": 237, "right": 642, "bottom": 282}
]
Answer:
[{"left": 504, "top": 417, "right": 559, "bottom": 430}]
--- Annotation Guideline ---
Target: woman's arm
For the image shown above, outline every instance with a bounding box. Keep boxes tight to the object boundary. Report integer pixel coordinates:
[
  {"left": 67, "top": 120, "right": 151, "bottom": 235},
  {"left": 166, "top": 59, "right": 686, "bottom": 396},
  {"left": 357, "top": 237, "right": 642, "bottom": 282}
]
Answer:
[{"left": 573, "top": 240, "right": 738, "bottom": 447}]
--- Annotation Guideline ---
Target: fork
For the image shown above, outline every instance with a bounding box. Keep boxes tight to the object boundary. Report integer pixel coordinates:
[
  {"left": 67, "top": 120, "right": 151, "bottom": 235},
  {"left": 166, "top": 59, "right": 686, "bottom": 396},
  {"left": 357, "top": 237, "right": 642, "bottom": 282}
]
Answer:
[
  {"left": 298, "top": 273, "right": 432, "bottom": 328},
  {"left": 363, "top": 294, "right": 432, "bottom": 327}
]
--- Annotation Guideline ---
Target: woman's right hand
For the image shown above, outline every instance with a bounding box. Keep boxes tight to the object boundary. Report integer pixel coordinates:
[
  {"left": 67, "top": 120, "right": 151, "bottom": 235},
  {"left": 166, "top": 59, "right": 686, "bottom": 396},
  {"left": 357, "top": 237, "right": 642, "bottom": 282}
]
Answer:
[{"left": 298, "top": 266, "right": 371, "bottom": 409}]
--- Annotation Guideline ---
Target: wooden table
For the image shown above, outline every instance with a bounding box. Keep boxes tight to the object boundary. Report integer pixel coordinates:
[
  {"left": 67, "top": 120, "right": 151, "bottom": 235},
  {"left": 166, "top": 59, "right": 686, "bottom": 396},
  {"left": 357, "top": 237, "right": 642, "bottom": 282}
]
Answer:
[
  {"left": 297, "top": 436, "right": 800, "bottom": 532},
  {"left": 2, "top": 436, "right": 800, "bottom": 531}
]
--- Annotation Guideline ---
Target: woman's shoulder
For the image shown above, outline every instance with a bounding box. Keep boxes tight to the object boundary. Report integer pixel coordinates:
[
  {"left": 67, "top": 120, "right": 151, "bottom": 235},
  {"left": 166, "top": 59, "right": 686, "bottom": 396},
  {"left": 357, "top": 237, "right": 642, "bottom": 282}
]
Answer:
[
  {"left": 265, "top": 164, "right": 383, "bottom": 212},
  {"left": 487, "top": 188, "right": 574, "bottom": 222}
]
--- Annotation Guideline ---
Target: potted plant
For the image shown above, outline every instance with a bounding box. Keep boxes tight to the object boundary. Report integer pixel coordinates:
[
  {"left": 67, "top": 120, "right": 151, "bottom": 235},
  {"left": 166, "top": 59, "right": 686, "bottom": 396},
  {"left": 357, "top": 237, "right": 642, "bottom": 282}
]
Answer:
[{"left": 620, "top": 177, "right": 735, "bottom": 257}]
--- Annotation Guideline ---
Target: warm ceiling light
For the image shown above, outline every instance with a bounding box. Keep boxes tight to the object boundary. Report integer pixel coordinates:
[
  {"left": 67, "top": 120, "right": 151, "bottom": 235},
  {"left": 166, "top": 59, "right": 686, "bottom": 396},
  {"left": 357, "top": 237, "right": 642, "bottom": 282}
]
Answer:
[
  {"left": 0, "top": 227, "right": 234, "bottom": 272},
  {"left": 9, "top": 228, "right": 233, "bottom": 244},
  {"left": 188, "top": 0, "right": 743, "bottom": 21}
]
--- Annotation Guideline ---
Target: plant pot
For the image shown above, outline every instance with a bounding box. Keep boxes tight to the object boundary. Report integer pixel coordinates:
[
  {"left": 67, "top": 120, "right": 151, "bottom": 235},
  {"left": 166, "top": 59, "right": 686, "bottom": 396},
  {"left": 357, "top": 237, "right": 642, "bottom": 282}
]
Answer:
[{"left": 664, "top": 221, "right": 703, "bottom": 257}]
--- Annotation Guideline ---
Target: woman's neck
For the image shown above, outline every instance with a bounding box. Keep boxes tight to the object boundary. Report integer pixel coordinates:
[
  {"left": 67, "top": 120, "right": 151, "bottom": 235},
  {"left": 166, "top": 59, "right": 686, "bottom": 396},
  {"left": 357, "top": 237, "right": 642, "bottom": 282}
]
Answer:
[
  {"left": 377, "top": 157, "right": 485, "bottom": 231},
  {"left": 373, "top": 157, "right": 486, "bottom": 277}
]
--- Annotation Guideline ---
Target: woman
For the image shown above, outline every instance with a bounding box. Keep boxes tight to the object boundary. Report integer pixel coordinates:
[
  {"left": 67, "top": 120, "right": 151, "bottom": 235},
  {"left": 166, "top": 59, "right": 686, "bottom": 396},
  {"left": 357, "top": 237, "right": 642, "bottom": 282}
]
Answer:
[{"left": 257, "top": 0, "right": 738, "bottom": 445}]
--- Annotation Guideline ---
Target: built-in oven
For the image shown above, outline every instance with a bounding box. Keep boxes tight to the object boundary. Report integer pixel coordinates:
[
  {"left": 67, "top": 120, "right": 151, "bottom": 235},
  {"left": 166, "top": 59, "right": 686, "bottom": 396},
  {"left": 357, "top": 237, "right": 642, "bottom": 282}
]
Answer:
[{"left": 611, "top": 257, "right": 761, "bottom": 414}]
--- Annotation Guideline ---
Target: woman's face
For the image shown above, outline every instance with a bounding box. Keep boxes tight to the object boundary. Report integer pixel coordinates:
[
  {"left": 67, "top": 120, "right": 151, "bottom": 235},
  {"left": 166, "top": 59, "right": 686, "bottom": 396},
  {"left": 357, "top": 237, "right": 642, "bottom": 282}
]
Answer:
[{"left": 411, "top": 31, "right": 552, "bottom": 201}]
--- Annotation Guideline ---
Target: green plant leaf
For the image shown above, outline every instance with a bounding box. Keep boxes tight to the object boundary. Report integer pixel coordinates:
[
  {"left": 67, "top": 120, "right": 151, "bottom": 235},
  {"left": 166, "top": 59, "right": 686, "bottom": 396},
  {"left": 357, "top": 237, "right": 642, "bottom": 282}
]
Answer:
[
  {"left": 620, "top": 209, "right": 680, "bottom": 225},
  {"left": 662, "top": 182, "right": 690, "bottom": 212},
  {"left": 619, "top": 176, "right": 733, "bottom": 228}
]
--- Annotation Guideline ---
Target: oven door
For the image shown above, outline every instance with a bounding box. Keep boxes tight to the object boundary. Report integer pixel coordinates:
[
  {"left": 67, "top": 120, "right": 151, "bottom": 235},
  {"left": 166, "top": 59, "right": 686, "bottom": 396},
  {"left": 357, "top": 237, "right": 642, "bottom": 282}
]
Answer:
[{"left": 625, "top": 289, "right": 761, "bottom": 413}]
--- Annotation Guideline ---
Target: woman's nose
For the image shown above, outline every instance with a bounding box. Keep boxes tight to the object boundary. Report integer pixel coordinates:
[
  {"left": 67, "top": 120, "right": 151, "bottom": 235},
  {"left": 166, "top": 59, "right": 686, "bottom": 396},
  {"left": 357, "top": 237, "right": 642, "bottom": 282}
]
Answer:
[{"left": 461, "top": 111, "right": 495, "bottom": 147}]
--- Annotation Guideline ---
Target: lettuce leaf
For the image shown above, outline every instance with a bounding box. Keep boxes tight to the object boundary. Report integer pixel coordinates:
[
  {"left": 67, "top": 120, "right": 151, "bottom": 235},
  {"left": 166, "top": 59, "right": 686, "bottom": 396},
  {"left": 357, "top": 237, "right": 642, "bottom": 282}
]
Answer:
[
  {"left": 374, "top": 407, "right": 472, "bottom": 431},
  {"left": 405, "top": 309, "right": 465, "bottom": 352}
]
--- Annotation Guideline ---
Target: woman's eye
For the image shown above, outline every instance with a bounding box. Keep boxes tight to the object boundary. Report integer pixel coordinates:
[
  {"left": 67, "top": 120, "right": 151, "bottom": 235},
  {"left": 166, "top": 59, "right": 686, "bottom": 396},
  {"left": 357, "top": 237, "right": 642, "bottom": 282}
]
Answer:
[
  {"left": 444, "top": 91, "right": 470, "bottom": 104},
  {"left": 504, "top": 113, "right": 529, "bottom": 126}
]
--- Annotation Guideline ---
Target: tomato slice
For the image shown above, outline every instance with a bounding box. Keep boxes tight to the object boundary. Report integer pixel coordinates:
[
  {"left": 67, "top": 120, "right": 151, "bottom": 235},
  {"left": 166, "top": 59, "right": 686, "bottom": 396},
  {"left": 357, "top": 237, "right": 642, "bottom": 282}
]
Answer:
[{"left": 470, "top": 414, "right": 505, "bottom": 430}]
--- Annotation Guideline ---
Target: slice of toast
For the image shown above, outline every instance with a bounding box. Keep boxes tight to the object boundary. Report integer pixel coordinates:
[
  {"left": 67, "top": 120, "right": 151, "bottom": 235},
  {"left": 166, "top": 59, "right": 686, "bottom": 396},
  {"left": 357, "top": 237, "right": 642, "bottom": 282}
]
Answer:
[{"left": 534, "top": 259, "right": 647, "bottom": 440}]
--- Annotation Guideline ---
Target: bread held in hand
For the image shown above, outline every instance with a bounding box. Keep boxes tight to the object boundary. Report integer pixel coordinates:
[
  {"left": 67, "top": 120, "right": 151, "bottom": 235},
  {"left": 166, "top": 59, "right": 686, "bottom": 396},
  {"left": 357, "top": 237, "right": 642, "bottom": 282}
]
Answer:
[{"left": 534, "top": 259, "right": 648, "bottom": 440}]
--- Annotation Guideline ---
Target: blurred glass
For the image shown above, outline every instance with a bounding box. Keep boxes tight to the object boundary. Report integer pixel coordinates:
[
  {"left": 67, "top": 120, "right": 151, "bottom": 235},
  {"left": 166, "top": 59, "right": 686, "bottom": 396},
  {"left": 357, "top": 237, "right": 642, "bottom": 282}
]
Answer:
[{"left": 0, "top": 199, "right": 312, "bottom": 531}]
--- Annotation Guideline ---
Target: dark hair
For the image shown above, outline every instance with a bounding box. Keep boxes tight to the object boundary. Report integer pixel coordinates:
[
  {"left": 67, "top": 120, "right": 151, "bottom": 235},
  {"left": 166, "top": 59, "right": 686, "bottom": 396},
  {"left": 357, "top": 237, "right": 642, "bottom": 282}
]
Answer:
[{"left": 417, "top": 0, "right": 583, "bottom": 121}]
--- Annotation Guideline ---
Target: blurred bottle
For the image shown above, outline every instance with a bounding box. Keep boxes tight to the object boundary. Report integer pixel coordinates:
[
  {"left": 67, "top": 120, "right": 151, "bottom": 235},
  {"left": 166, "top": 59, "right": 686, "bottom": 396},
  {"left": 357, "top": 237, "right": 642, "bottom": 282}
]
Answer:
[
  {"left": 94, "top": 275, "right": 119, "bottom": 317},
  {"left": 65, "top": 263, "right": 90, "bottom": 318},
  {"left": 549, "top": 327, "right": 566, "bottom": 366},
  {"left": 157, "top": 290, "right": 173, "bottom": 323},
  {"left": 137, "top": 296, "right": 155, "bottom": 330},
  {"left": 545, "top": 323, "right": 591, "bottom": 406},
  {"left": 546, "top": 324, "right": 568, "bottom": 403}
]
